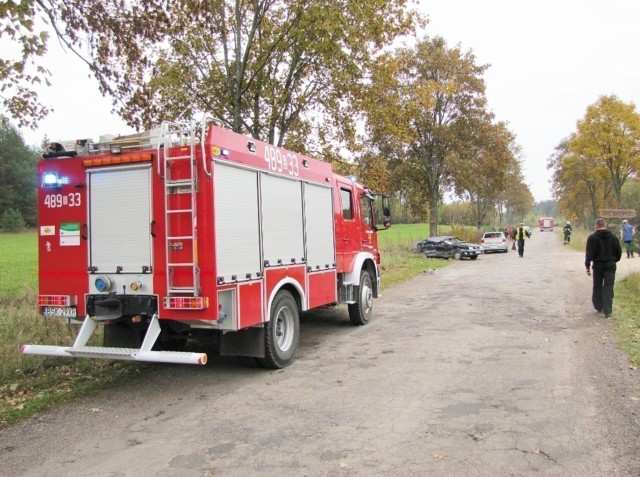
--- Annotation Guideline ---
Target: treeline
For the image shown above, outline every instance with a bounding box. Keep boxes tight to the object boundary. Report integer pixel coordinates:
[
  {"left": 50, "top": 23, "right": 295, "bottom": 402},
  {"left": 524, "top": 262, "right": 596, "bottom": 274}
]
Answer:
[{"left": 0, "top": 121, "right": 37, "bottom": 232}]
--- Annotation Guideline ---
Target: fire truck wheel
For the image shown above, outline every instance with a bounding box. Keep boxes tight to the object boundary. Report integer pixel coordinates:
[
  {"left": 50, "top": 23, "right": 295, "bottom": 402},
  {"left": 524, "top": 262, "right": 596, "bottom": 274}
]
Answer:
[
  {"left": 348, "top": 271, "right": 373, "bottom": 326},
  {"left": 260, "top": 290, "right": 300, "bottom": 369}
]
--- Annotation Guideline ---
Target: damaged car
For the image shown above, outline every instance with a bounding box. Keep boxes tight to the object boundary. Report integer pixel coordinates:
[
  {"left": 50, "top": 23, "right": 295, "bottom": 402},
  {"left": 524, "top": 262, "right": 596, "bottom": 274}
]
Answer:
[{"left": 415, "top": 236, "right": 484, "bottom": 260}]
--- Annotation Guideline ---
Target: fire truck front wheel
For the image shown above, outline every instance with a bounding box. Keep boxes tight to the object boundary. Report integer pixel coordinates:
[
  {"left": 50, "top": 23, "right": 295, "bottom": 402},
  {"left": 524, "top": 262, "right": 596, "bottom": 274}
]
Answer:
[
  {"left": 260, "top": 290, "right": 300, "bottom": 369},
  {"left": 348, "top": 271, "right": 373, "bottom": 326}
]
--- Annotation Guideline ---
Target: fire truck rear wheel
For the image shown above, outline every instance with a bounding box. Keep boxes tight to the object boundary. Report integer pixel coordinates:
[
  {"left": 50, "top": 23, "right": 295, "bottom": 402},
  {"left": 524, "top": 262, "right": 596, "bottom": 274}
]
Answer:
[
  {"left": 260, "top": 290, "right": 300, "bottom": 369},
  {"left": 348, "top": 271, "right": 373, "bottom": 326}
]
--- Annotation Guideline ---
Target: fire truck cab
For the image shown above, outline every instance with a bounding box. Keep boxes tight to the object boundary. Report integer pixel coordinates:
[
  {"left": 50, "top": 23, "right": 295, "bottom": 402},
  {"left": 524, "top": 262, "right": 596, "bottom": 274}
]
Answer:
[{"left": 23, "top": 122, "right": 390, "bottom": 368}]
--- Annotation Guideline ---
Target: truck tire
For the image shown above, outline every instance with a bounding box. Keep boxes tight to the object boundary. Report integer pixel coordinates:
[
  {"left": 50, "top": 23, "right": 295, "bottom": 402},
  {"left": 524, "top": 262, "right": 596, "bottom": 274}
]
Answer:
[
  {"left": 348, "top": 271, "right": 373, "bottom": 326},
  {"left": 259, "top": 290, "right": 299, "bottom": 369},
  {"left": 453, "top": 250, "right": 462, "bottom": 260}
]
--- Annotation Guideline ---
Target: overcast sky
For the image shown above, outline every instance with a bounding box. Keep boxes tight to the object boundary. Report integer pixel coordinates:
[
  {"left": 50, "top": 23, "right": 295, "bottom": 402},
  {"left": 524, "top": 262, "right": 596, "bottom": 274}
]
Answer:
[{"left": 20, "top": 1, "right": 640, "bottom": 202}]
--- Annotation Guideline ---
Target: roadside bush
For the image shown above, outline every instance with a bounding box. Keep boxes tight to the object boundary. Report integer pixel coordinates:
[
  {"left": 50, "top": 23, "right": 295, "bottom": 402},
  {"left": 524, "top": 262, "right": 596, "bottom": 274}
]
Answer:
[
  {"left": 447, "top": 224, "right": 482, "bottom": 243},
  {"left": 1, "top": 208, "right": 26, "bottom": 232}
]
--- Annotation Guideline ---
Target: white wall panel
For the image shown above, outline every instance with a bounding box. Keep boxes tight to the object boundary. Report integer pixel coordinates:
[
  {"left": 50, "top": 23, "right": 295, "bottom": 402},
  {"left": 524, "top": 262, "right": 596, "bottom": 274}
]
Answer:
[
  {"left": 89, "top": 166, "right": 151, "bottom": 272},
  {"left": 214, "top": 163, "right": 261, "bottom": 281},
  {"left": 261, "top": 174, "right": 304, "bottom": 265},
  {"left": 304, "top": 184, "right": 335, "bottom": 269}
]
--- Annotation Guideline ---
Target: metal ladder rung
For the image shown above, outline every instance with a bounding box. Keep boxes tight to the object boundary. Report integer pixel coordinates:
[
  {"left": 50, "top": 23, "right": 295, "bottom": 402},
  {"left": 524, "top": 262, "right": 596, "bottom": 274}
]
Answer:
[
  {"left": 166, "top": 155, "right": 192, "bottom": 161},
  {"left": 167, "top": 180, "right": 194, "bottom": 187},
  {"left": 168, "top": 235, "right": 194, "bottom": 240},
  {"left": 168, "top": 262, "right": 197, "bottom": 267},
  {"left": 167, "top": 209, "right": 193, "bottom": 214}
]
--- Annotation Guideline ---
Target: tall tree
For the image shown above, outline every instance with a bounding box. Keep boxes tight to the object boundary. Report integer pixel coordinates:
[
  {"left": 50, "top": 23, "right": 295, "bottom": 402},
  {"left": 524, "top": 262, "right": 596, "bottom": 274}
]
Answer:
[
  {"left": 569, "top": 95, "right": 640, "bottom": 206},
  {"left": 452, "top": 119, "right": 520, "bottom": 229},
  {"left": 0, "top": 118, "right": 38, "bottom": 227},
  {"left": 548, "top": 136, "right": 611, "bottom": 221},
  {"left": 4, "top": 0, "right": 421, "bottom": 152},
  {"left": 364, "top": 36, "right": 489, "bottom": 235}
]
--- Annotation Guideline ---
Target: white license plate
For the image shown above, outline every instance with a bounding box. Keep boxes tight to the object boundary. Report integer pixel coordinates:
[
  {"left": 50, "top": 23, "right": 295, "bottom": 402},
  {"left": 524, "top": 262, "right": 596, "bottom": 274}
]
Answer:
[{"left": 42, "top": 306, "right": 77, "bottom": 317}]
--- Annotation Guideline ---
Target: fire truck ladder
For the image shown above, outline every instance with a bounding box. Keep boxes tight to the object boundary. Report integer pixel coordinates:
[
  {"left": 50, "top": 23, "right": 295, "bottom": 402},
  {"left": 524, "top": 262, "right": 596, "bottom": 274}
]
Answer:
[{"left": 159, "top": 121, "right": 200, "bottom": 297}]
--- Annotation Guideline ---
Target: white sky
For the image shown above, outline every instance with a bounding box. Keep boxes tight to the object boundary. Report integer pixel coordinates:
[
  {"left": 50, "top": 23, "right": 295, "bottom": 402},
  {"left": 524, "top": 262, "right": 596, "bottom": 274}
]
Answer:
[{"left": 20, "top": 1, "right": 640, "bottom": 202}]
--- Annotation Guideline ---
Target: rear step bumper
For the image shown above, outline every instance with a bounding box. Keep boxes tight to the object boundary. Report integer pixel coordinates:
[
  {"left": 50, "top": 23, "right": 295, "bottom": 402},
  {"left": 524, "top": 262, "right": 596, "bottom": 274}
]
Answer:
[
  {"left": 21, "top": 344, "right": 207, "bottom": 365},
  {"left": 21, "top": 313, "right": 207, "bottom": 365}
]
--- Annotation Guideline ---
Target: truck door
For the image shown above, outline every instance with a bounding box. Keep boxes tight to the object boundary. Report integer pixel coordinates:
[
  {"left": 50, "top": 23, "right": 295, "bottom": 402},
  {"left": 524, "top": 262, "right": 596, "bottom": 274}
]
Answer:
[
  {"left": 335, "top": 180, "right": 359, "bottom": 272},
  {"left": 359, "top": 192, "right": 377, "bottom": 255},
  {"left": 335, "top": 180, "right": 377, "bottom": 271}
]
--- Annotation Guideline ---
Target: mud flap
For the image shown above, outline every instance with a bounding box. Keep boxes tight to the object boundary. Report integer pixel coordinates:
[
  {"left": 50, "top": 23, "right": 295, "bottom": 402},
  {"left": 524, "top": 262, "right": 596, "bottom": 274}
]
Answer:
[{"left": 220, "top": 327, "right": 265, "bottom": 358}]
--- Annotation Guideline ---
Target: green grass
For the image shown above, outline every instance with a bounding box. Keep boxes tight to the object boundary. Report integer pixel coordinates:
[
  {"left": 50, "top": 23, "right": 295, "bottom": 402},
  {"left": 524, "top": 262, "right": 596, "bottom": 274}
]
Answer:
[
  {"left": 378, "top": 223, "right": 456, "bottom": 287},
  {"left": 0, "top": 232, "right": 144, "bottom": 429},
  {"left": 614, "top": 273, "right": 640, "bottom": 367}
]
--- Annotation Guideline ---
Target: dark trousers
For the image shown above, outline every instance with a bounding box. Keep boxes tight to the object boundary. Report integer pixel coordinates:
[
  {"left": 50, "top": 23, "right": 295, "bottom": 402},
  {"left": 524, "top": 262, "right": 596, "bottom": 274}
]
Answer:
[
  {"left": 592, "top": 261, "right": 617, "bottom": 315},
  {"left": 517, "top": 239, "right": 525, "bottom": 257},
  {"left": 624, "top": 240, "right": 634, "bottom": 258}
]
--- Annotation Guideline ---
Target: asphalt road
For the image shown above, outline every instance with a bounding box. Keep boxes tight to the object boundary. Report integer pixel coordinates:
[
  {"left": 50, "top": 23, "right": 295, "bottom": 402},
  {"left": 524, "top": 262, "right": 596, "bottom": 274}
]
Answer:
[{"left": 2, "top": 231, "right": 640, "bottom": 476}]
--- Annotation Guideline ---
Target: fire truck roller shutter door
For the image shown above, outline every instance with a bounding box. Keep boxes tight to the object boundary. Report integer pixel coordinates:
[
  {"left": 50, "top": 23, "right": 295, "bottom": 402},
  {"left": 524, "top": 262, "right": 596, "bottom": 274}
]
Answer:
[
  {"left": 214, "top": 163, "right": 260, "bottom": 283},
  {"left": 261, "top": 174, "right": 304, "bottom": 266},
  {"left": 88, "top": 165, "right": 152, "bottom": 274},
  {"left": 303, "top": 183, "right": 335, "bottom": 271}
]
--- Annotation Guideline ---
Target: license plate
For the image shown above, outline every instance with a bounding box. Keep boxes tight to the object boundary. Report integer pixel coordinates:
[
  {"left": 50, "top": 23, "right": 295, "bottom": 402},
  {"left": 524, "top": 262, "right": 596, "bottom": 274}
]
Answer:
[{"left": 42, "top": 306, "right": 77, "bottom": 317}]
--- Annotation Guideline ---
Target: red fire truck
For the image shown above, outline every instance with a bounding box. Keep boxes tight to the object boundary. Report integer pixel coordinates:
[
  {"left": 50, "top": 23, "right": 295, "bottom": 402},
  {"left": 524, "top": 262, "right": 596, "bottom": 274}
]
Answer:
[
  {"left": 539, "top": 217, "right": 554, "bottom": 232},
  {"left": 22, "top": 122, "right": 390, "bottom": 368}
]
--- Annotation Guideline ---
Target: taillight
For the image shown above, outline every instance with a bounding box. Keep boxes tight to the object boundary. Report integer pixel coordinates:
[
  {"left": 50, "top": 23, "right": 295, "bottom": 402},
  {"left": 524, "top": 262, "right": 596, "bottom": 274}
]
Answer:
[
  {"left": 38, "top": 295, "right": 77, "bottom": 306},
  {"left": 164, "top": 297, "right": 209, "bottom": 310}
]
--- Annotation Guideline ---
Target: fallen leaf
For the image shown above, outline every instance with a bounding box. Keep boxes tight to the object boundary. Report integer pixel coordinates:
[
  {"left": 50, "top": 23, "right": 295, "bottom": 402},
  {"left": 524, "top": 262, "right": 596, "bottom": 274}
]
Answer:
[
  {"left": 433, "top": 452, "right": 448, "bottom": 460},
  {"left": 89, "top": 407, "right": 102, "bottom": 413},
  {"left": 339, "top": 463, "right": 347, "bottom": 469}
]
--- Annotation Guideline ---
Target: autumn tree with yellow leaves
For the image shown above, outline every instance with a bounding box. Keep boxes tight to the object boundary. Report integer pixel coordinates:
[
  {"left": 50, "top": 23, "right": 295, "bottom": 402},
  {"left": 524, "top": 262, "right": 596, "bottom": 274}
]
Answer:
[
  {"left": 549, "top": 95, "right": 640, "bottom": 221},
  {"left": 363, "top": 36, "right": 528, "bottom": 232}
]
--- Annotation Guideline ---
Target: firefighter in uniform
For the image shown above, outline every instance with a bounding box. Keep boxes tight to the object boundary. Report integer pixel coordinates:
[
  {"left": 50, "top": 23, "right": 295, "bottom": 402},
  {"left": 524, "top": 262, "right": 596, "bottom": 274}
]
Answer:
[{"left": 514, "top": 222, "right": 530, "bottom": 258}]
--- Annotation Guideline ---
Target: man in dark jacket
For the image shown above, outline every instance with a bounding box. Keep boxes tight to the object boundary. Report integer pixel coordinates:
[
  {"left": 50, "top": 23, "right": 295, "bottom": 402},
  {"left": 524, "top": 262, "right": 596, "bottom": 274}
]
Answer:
[{"left": 585, "top": 218, "right": 622, "bottom": 318}]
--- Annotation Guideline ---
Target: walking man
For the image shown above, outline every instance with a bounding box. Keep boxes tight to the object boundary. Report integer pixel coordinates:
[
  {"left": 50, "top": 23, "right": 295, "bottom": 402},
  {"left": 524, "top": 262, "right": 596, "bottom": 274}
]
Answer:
[
  {"left": 585, "top": 217, "right": 622, "bottom": 318},
  {"left": 513, "top": 222, "right": 530, "bottom": 257},
  {"left": 621, "top": 219, "right": 635, "bottom": 258}
]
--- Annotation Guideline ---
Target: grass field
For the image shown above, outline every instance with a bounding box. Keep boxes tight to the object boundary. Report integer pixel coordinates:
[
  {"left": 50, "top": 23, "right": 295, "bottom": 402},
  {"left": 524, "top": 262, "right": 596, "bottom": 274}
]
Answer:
[
  {"left": 0, "top": 233, "right": 143, "bottom": 428},
  {"left": 1, "top": 226, "right": 639, "bottom": 428}
]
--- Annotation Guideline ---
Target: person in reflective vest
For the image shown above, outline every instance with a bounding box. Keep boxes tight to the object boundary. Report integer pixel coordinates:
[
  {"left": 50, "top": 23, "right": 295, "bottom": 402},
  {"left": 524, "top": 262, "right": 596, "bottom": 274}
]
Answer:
[{"left": 513, "top": 223, "right": 531, "bottom": 257}]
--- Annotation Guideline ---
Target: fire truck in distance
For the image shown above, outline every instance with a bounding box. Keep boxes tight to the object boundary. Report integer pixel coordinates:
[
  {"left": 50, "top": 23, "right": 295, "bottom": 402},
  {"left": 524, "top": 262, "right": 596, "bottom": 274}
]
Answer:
[
  {"left": 539, "top": 217, "right": 554, "bottom": 232},
  {"left": 22, "top": 122, "right": 390, "bottom": 368}
]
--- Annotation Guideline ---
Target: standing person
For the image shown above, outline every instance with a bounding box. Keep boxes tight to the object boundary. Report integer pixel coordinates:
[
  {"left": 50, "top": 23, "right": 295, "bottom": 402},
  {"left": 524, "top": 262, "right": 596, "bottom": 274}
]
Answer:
[
  {"left": 563, "top": 221, "right": 572, "bottom": 245},
  {"left": 585, "top": 217, "right": 622, "bottom": 318},
  {"left": 513, "top": 222, "right": 530, "bottom": 257},
  {"left": 621, "top": 219, "right": 635, "bottom": 258}
]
